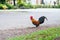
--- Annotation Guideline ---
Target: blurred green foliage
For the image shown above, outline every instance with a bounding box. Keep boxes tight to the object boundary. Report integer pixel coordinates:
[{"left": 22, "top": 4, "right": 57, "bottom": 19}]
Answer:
[
  {"left": 0, "top": 0, "right": 60, "bottom": 9},
  {"left": 5, "top": 3, "right": 17, "bottom": 9},
  {"left": 0, "top": 0, "right": 6, "bottom": 4},
  {"left": 17, "top": 1, "right": 34, "bottom": 9},
  {"left": 0, "top": 4, "right": 7, "bottom": 9}
]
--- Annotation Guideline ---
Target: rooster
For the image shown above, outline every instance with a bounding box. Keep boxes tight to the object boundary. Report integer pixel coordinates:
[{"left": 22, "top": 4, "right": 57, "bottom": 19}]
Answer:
[{"left": 30, "top": 16, "right": 48, "bottom": 27}]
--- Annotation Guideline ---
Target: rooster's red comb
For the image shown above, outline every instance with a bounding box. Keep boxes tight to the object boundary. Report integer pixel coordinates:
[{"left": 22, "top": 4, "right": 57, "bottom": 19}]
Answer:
[{"left": 30, "top": 16, "right": 33, "bottom": 19}]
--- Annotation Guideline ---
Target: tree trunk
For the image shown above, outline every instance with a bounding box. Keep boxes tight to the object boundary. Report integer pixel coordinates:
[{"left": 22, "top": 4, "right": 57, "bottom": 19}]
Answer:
[{"left": 13, "top": 0, "right": 16, "bottom": 6}]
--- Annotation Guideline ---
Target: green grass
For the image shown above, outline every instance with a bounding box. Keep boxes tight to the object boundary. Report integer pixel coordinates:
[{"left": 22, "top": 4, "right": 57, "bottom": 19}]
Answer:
[{"left": 8, "top": 27, "right": 60, "bottom": 40}]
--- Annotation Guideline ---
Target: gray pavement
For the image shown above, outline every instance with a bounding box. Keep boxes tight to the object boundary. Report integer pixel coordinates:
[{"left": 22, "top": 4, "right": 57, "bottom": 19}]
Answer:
[{"left": 0, "top": 9, "right": 60, "bottom": 30}]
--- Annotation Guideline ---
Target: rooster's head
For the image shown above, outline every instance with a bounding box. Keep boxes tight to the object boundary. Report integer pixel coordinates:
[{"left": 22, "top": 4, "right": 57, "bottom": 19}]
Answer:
[{"left": 30, "top": 16, "right": 33, "bottom": 20}]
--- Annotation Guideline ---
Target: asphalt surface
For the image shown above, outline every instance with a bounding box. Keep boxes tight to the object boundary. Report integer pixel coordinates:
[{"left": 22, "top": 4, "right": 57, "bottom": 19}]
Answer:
[{"left": 0, "top": 9, "right": 60, "bottom": 30}]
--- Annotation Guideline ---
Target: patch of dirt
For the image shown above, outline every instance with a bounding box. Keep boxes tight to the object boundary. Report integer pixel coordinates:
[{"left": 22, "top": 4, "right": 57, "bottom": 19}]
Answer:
[
  {"left": 54, "top": 37, "right": 60, "bottom": 40},
  {"left": 0, "top": 25, "right": 59, "bottom": 40}
]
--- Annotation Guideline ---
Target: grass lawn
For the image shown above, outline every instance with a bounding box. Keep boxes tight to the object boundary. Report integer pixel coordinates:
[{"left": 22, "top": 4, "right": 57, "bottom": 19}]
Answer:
[{"left": 8, "top": 27, "right": 60, "bottom": 40}]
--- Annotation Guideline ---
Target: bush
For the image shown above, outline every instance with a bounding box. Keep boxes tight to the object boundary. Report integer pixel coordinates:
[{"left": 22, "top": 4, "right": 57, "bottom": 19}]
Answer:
[
  {"left": 34, "top": 4, "right": 60, "bottom": 8},
  {"left": 0, "top": 4, "right": 8, "bottom": 9},
  {"left": 0, "top": 3, "right": 17, "bottom": 9},
  {"left": 0, "top": 4, "right": 4, "bottom": 9},
  {"left": 17, "top": 2, "right": 34, "bottom": 9},
  {"left": 5, "top": 3, "right": 16, "bottom": 9},
  {"left": 25, "top": 3, "right": 34, "bottom": 9},
  {"left": 57, "top": 5, "right": 60, "bottom": 8},
  {"left": 51, "top": 4, "right": 60, "bottom": 8},
  {"left": 0, "top": 0, "right": 6, "bottom": 4},
  {"left": 17, "top": 2, "right": 26, "bottom": 9}
]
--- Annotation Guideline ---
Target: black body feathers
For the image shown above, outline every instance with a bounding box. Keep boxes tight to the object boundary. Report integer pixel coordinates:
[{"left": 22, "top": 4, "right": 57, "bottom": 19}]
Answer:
[{"left": 38, "top": 16, "right": 47, "bottom": 24}]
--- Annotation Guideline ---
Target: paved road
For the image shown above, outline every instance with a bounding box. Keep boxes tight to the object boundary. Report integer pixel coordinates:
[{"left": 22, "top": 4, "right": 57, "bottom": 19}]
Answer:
[{"left": 0, "top": 9, "right": 60, "bottom": 30}]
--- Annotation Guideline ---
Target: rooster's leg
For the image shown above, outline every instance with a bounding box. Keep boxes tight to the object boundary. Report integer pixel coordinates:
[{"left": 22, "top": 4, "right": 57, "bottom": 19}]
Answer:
[{"left": 36, "top": 25, "right": 39, "bottom": 27}]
